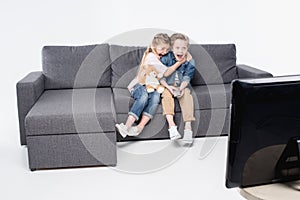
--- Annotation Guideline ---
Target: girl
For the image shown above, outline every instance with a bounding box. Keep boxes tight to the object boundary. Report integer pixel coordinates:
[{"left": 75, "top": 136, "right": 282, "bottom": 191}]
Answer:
[{"left": 115, "top": 33, "right": 187, "bottom": 137}]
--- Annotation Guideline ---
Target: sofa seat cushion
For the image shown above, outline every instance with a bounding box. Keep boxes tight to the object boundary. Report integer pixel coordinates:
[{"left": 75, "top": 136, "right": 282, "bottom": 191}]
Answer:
[
  {"left": 25, "top": 88, "right": 115, "bottom": 136},
  {"left": 192, "top": 83, "right": 231, "bottom": 110},
  {"left": 112, "top": 84, "right": 231, "bottom": 115}
]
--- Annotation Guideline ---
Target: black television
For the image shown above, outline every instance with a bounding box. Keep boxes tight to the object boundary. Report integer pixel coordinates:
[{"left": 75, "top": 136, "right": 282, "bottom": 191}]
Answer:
[{"left": 226, "top": 75, "right": 300, "bottom": 188}]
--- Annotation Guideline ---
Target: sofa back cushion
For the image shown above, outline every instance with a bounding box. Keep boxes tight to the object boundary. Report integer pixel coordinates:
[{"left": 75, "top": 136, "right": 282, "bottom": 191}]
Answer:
[
  {"left": 42, "top": 44, "right": 111, "bottom": 89},
  {"left": 109, "top": 45, "right": 146, "bottom": 89},
  {"left": 189, "top": 44, "right": 237, "bottom": 85}
]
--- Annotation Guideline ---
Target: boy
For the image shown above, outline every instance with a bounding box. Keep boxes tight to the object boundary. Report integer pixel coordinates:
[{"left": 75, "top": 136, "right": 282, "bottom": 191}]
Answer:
[{"left": 160, "top": 33, "right": 195, "bottom": 143}]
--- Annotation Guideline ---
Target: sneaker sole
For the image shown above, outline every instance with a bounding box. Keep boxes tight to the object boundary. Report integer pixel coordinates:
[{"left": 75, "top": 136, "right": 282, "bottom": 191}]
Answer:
[
  {"left": 181, "top": 139, "right": 194, "bottom": 144},
  {"left": 170, "top": 134, "right": 181, "bottom": 140},
  {"left": 115, "top": 124, "right": 128, "bottom": 138}
]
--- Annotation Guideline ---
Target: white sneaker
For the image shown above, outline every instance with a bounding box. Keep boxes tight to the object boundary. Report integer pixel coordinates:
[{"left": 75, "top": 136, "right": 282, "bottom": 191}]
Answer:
[
  {"left": 115, "top": 123, "right": 129, "bottom": 138},
  {"left": 128, "top": 126, "right": 142, "bottom": 136},
  {"left": 168, "top": 126, "right": 181, "bottom": 140},
  {"left": 182, "top": 129, "right": 194, "bottom": 144}
]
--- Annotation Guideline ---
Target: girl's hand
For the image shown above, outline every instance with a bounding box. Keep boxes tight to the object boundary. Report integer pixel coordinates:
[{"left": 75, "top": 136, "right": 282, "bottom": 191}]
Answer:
[
  {"left": 186, "top": 52, "right": 192, "bottom": 62},
  {"left": 178, "top": 56, "right": 187, "bottom": 65}
]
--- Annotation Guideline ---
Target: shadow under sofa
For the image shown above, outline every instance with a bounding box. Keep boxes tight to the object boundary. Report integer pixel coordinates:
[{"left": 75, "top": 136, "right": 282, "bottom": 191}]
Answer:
[{"left": 16, "top": 43, "right": 272, "bottom": 170}]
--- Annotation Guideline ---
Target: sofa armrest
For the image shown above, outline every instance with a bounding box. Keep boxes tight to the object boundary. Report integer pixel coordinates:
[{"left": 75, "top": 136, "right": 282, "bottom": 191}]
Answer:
[
  {"left": 237, "top": 64, "right": 273, "bottom": 79},
  {"left": 17, "top": 71, "right": 45, "bottom": 145}
]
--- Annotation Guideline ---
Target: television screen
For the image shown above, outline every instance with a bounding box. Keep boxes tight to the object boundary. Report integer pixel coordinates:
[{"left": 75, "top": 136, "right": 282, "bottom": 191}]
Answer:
[{"left": 226, "top": 75, "right": 300, "bottom": 188}]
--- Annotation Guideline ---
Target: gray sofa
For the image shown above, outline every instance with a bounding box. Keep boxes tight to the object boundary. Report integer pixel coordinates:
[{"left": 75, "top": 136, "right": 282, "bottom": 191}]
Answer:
[{"left": 17, "top": 43, "right": 272, "bottom": 170}]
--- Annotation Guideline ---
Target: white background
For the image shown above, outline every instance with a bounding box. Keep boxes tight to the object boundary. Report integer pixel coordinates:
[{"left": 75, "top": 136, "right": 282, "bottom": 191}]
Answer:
[{"left": 1, "top": 0, "right": 300, "bottom": 199}]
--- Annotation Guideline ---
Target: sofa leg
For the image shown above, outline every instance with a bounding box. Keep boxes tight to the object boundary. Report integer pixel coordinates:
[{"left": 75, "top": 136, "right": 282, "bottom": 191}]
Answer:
[{"left": 30, "top": 168, "right": 36, "bottom": 172}]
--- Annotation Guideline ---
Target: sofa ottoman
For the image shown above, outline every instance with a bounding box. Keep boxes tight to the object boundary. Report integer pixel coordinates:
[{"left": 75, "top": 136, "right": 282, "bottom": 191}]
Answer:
[{"left": 25, "top": 88, "right": 116, "bottom": 170}]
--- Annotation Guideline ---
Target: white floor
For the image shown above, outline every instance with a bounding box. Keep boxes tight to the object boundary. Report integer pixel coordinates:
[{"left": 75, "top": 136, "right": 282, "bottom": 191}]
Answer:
[{"left": 1, "top": 131, "right": 244, "bottom": 200}]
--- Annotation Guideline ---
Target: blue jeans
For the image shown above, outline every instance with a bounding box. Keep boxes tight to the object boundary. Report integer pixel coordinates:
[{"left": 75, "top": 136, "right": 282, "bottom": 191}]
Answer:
[{"left": 128, "top": 84, "right": 161, "bottom": 121}]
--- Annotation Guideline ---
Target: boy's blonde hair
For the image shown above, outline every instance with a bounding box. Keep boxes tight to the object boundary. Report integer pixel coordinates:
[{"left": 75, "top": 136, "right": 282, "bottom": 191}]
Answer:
[
  {"left": 137, "top": 33, "right": 170, "bottom": 82},
  {"left": 170, "top": 33, "right": 190, "bottom": 47}
]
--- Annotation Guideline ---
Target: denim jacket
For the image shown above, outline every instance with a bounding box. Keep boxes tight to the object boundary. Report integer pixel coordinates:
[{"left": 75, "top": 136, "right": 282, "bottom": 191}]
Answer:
[{"left": 160, "top": 51, "right": 195, "bottom": 86}]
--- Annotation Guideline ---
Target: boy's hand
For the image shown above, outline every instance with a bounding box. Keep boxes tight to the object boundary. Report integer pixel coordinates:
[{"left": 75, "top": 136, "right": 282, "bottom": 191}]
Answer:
[
  {"left": 178, "top": 89, "right": 185, "bottom": 98},
  {"left": 179, "top": 81, "right": 188, "bottom": 91},
  {"left": 167, "top": 86, "right": 179, "bottom": 95}
]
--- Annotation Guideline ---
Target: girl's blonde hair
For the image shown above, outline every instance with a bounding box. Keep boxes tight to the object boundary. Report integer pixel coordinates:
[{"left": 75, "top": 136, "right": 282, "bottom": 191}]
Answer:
[{"left": 137, "top": 33, "right": 170, "bottom": 82}]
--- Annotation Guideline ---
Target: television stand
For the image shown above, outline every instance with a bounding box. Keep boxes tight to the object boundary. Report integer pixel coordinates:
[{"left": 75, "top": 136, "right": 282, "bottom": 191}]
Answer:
[
  {"left": 275, "top": 137, "right": 300, "bottom": 181},
  {"left": 239, "top": 180, "right": 300, "bottom": 200}
]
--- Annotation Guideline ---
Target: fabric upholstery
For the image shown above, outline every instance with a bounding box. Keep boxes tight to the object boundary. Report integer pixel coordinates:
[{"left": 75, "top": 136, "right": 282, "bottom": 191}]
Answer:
[
  {"left": 42, "top": 44, "right": 111, "bottom": 89},
  {"left": 189, "top": 44, "right": 237, "bottom": 85},
  {"left": 237, "top": 64, "right": 273, "bottom": 79},
  {"left": 192, "top": 83, "right": 231, "bottom": 110},
  {"left": 112, "top": 84, "right": 231, "bottom": 115},
  {"left": 17, "top": 71, "right": 45, "bottom": 145},
  {"left": 109, "top": 45, "right": 146, "bottom": 88},
  {"left": 27, "top": 132, "right": 116, "bottom": 170},
  {"left": 109, "top": 44, "right": 237, "bottom": 88},
  {"left": 25, "top": 88, "right": 116, "bottom": 136}
]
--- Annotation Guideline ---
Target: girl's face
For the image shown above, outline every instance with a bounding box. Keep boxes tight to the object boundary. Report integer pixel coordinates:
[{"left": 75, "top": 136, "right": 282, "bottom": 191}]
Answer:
[{"left": 154, "top": 43, "right": 170, "bottom": 58}]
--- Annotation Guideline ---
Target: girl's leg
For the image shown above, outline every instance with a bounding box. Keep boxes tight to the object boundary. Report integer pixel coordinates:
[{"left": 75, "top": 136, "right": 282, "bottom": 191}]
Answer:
[
  {"left": 128, "top": 85, "right": 149, "bottom": 125},
  {"left": 116, "top": 85, "right": 148, "bottom": 137},
  {"left": 125, "top": 115, "right": 136, "bottom": 129},
  {"left": 139, "top": 91, "right": 161, "bottom": 129},
  {"left": 143, "top": 91, "right": 161, "bottom": 119},
  {"left": 130, "top": 91, "right": 160, "bottom": 135},
  {"left": 136, "top": 115, "right": 151, "bottom": 133},
  {"left": 128, "top": 115, "right": 150, "bottom": 136}
]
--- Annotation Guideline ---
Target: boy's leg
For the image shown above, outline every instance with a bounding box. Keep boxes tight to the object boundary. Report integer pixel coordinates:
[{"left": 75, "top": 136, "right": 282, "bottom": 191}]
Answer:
[
  {"left": 161, "top": 89, "right": 181, "bottom": 140},
  {"left": 162, "top": 89, "right": 176, "bottom": 126},
  {"left": 161, "top": 89, "right": 175, "bottom": 116},
  {"left": 178, "top": 88, "right": 195, "bottom": 123},
  {"left": 178, "top": 88, "right": 195, "bottom": 143}
]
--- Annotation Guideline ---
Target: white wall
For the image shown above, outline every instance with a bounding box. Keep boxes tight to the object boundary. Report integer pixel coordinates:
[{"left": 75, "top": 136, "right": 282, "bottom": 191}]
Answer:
[
  {"left": 2, "top": 0, "right": 300, "bottom": 79},
  {"left": 1, "top": 0, "right": 300, "bottom": 143}
]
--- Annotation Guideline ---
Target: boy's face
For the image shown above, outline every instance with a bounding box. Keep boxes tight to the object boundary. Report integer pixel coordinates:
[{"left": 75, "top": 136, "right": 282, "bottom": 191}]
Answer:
[
  {"left": 172, "top": 39, "right": 188, "bottom": 61},
  {"left": 155, "top": 43, "right": 170, "bottom": 58}
]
